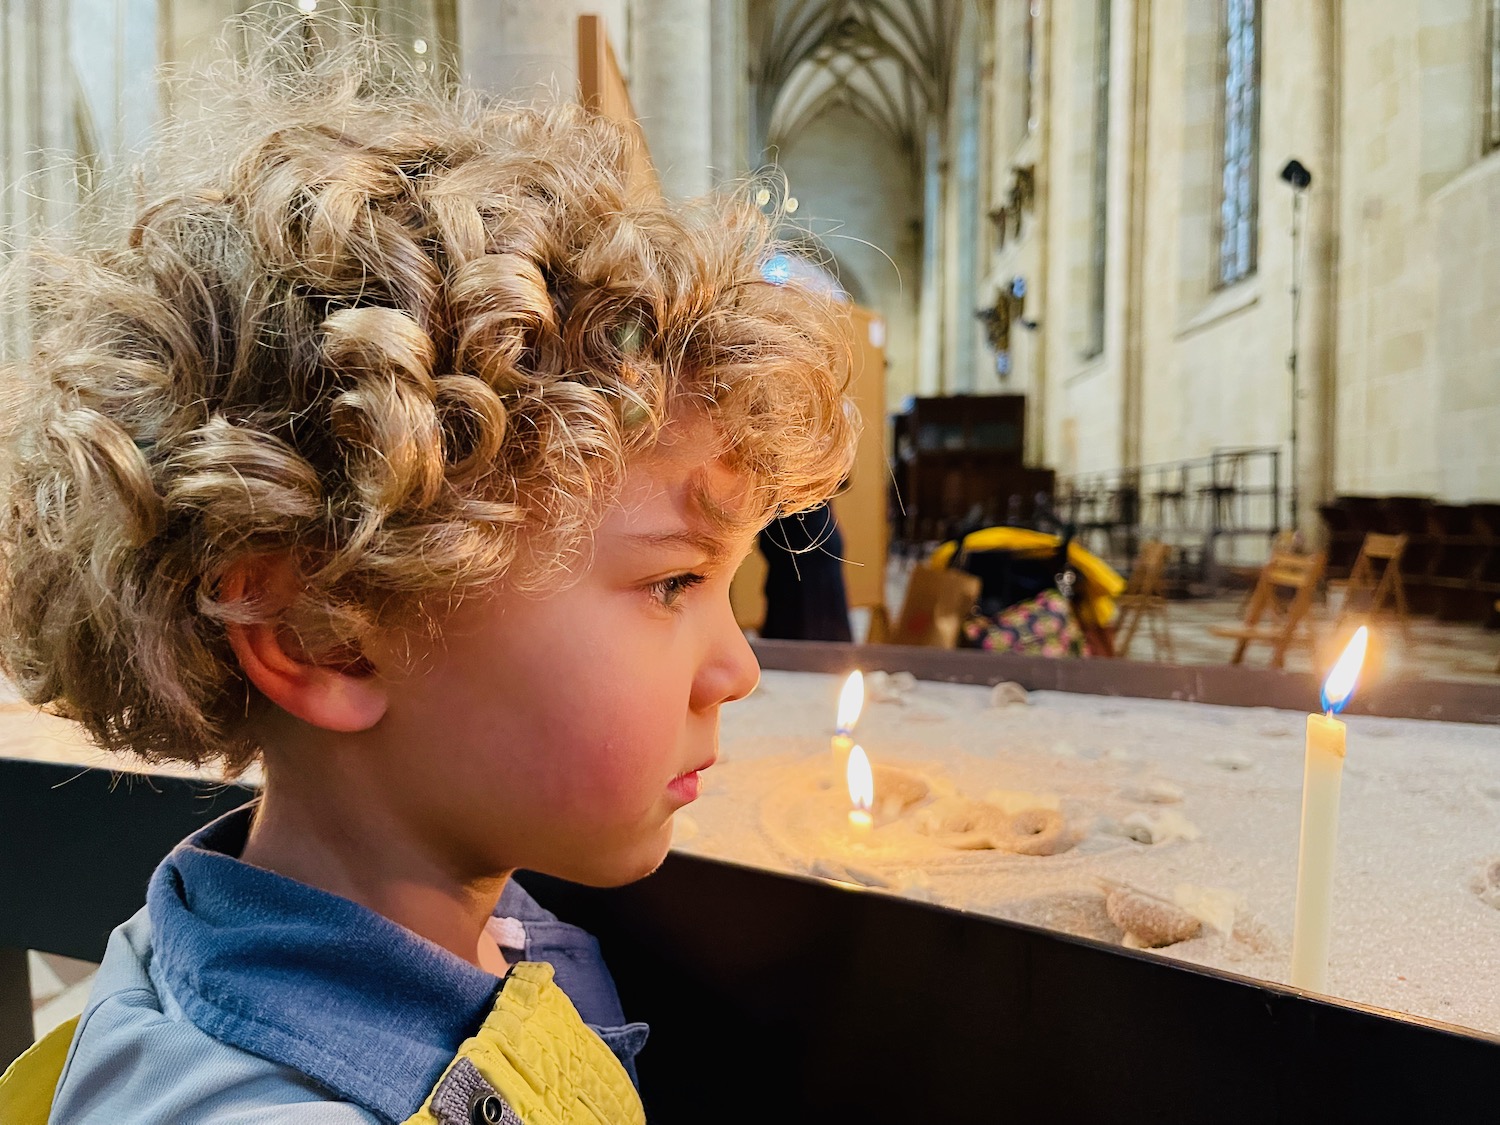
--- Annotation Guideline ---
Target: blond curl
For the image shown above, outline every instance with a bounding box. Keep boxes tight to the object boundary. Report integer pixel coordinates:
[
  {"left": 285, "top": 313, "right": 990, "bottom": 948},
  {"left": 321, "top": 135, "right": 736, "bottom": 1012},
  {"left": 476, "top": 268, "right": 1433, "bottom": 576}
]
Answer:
[{"left": 0, "top": 20, "right": 856, "bottom": 772}]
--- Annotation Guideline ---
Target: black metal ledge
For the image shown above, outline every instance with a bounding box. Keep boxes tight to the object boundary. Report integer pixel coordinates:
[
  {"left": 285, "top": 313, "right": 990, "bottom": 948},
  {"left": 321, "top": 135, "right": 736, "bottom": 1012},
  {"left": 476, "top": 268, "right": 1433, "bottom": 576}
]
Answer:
[
  {"left": 523, "top": 856, "right": 1499, "bottom": 1124},
  {"left": 2, "top": 759, "right": 1495, "bottom": 1122},
  {"left": 752, "top": 639, "right": 1500, "bottom": 725}
]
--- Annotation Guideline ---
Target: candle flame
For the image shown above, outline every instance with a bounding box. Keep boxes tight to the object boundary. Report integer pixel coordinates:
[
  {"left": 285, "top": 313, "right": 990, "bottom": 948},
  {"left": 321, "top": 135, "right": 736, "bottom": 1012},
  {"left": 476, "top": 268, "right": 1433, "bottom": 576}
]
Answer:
[
  {"left": 846, "top": 744, "right": 874, "bottom": 813},
  {"left": 836, "top": 670, "right": 864, "bottom": 735},
  {"left": 1320, "top": 626, "right": 1368, "bottom": 715}
]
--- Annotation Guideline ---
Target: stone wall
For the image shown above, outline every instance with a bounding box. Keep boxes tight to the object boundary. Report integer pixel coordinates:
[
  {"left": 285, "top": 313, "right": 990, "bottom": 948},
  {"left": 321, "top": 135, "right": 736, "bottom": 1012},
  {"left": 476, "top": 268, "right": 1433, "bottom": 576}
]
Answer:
[
  {"left": 999, "top": 0, "right": 1500, "bottom": 522},
  {"left": 777, "top": 106, "right": 922, "bottom": 409},
  {"left": 984, "top": 0, "right": 1049, "bottom": 460},
  {"left": 1336, "top": 0, "right": 1500, "bottom": 501}
]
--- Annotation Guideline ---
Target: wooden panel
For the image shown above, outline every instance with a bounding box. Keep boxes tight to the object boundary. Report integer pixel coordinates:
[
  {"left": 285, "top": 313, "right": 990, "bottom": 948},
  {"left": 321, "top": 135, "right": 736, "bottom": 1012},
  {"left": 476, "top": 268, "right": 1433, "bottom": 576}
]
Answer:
[
  {"left": 576, "top": 14, "right": 660, "bottom": 198},
  {"left": 730, "top": 547, "right": 768, "bottom": 630},
  {"left": 831, "top": 305, "right": 889, "bottom": 613},
  {"left": 895, "top": 394, "right": 1052, "bottom": 542},
  {"left": 730, "top": 303, "right": 890, "bottom": 631}
]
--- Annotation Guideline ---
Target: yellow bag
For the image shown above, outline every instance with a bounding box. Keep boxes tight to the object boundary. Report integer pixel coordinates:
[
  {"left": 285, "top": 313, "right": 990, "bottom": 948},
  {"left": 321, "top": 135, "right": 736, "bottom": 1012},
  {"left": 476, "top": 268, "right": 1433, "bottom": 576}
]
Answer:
[{"left": 0, "top": 1016, "right": 80, "bottom": 1125}]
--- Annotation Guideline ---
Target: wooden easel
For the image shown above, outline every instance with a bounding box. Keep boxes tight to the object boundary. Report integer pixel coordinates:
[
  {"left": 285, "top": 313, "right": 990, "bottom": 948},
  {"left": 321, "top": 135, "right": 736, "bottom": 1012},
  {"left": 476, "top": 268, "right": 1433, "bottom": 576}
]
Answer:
[{"left": 830, "top": 305, "right": 891, "bottom": 639}]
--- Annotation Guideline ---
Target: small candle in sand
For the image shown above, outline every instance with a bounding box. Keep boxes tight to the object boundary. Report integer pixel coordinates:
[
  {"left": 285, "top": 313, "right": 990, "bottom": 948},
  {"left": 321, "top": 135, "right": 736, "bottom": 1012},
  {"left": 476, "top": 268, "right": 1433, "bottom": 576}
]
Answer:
[
  {"left": 846, "top": 744, "right": 874, "bottom": 834},
  {"left": 1291, "top": 626, "right": 1368, "bottom": 993},
  {"left": 831, "top": 670, "right": 864, "bottom": 773}
]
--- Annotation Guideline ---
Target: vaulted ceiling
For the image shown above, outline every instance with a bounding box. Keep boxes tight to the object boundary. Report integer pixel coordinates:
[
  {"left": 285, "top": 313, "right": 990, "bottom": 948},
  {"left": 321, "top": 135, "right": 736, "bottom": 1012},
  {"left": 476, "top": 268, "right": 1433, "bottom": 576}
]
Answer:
[{"left": 748, "top": 0, "right": 968, "bottom": 161}]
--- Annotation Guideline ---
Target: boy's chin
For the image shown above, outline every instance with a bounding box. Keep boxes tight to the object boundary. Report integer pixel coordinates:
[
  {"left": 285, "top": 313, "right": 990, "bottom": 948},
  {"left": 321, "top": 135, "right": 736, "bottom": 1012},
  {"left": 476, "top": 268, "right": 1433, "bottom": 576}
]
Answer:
[{"left": 554, "top": 829, "right": 673, "bottom": 889}]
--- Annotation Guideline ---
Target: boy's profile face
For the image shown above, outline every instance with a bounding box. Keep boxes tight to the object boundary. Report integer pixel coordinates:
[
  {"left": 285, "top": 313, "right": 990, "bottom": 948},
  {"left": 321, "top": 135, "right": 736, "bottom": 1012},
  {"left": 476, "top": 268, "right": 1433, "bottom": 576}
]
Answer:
[{"left": 365, "top": 414, "right": 762, "bottom": 887}]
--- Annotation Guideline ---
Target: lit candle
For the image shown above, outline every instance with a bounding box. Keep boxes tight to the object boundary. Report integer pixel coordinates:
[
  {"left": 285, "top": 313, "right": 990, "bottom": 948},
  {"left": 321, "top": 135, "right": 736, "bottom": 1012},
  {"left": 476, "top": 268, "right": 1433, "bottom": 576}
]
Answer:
[
  {"left": 846, "top": 744, "right": 874, "bottom": 834},
  {"left": 831, "top": 670, "right": 864, "bottom": 773},
  {"left": 1290, "top": 626, "right": 1369, "bottom": 992}
]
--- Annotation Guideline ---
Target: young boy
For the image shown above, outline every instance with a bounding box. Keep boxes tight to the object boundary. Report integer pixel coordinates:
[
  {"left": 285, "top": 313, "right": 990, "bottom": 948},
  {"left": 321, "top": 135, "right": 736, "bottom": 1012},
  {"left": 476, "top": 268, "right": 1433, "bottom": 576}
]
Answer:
[{"left": 0, "top": 20, "right": 854, "bottom": 1124}]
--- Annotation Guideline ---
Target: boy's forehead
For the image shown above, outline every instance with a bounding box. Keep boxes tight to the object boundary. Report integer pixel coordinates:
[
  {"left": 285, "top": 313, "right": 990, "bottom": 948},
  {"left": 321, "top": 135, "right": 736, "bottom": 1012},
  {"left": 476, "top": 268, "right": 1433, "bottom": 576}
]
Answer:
[
  {"left": 617, "top": 445, "right": 748, "bottom": 522},
  {"left": 629, "top": 411, "right": 742, "bottom": 500},
  {"left": 605, "top": 430, "right": 756, "bottom": 553}
]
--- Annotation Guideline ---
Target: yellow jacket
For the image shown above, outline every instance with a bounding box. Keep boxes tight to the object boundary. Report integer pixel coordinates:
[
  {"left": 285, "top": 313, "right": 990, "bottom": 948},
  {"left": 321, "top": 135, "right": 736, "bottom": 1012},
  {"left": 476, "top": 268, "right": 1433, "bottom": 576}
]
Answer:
[{"left": 1, "top": 962, "right": 644, "bottom": 1125}]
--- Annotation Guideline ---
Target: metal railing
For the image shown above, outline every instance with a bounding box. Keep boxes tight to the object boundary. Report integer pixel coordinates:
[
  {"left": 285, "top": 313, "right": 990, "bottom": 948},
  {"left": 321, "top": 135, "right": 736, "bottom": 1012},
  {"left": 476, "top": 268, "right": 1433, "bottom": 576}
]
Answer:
[{"left": 1057, "top": 447, "right": 1284, "bottom": 589}]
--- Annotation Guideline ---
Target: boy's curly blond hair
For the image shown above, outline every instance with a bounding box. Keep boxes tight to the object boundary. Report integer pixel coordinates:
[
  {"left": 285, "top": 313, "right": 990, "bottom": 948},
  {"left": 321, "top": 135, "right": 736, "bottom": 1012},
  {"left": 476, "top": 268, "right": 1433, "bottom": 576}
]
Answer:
[{"left": 0, "top": 24, "right": 856, "bottom": 773}]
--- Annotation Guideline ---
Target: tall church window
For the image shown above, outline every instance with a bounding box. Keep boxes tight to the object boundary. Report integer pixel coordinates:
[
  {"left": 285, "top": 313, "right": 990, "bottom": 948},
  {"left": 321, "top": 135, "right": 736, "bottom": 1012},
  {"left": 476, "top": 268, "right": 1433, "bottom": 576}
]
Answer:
[
  {"left": 1086, "top": 0, "right": 1111, "bottom": 357},
  {"left": 1024, "top": 1, "right": 1039, "bottom": 133},
  {"left": 1486, "top": 0, "right": 1500, "bottom": 153},
  {"left": 1216, "top": 0, "right": 1260, "bottom": 286}
]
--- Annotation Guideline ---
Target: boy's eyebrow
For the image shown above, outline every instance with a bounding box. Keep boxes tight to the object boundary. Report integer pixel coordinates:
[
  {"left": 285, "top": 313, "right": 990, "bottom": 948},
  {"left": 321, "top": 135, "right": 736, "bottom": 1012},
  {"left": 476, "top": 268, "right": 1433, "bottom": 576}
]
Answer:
[{"left": 625, "top": 528, "right": 734, "bottom": 563}]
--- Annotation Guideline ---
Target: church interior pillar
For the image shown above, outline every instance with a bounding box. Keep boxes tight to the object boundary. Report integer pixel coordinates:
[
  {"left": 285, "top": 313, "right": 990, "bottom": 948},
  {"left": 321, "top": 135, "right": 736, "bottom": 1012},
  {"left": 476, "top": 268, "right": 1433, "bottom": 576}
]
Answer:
[
  {"left": 631, "top": 0, "right": 714, "bottom": 197},
  {"left": 710, "top": 0, "right": 748, "bottom": 184},
  {"left": 1120, "top": 0, "right": 1152, "bottom": 472},
  {"left": 917, "top": 118, "right": 948, "bottom": 396},
  {"left": 458, "top": 0, "right": 628, "bottom": 99},
  {"left": 1306, "top": 0, "right": 1342, "bottom": 539}
]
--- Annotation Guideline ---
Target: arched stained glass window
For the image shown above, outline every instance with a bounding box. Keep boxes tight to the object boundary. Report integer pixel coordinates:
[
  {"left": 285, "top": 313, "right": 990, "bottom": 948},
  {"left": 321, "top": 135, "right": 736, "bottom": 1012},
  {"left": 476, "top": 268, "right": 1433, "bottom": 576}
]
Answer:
[
  {"left": 1217, "top": 0, "right": 1260, "bottom": 286},
  {"left": 1086, "top": 0, "right": 1112, "bottom": 357},
  {"left": 1486, "top": 0, "right": 1500, "bottom": 153}
]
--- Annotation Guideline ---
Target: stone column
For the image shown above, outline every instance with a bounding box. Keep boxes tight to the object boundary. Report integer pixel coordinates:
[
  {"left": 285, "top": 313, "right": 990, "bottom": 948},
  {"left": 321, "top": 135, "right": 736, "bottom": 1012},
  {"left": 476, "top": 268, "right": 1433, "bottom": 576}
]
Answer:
[
  {"left": 710, "top": 0, "right": 747, "bottom": 184},
  {"left": 945, "top": 12, "right": 983, "bottom": 393},
  {"left": 458, "top": 0, "right": 628, "bottom": 99},
  {"left": 916, "top": 118, "right": 947, "bottom": 395},
  {"left": 631, "top": 0, "right": 713, "bottom": 197},
  {"left": 1120, "top": 0, "right": 1151, "bottom": 472},
  {"left": 1306, "top": 0, "right": 1341, "bottom": 539}
]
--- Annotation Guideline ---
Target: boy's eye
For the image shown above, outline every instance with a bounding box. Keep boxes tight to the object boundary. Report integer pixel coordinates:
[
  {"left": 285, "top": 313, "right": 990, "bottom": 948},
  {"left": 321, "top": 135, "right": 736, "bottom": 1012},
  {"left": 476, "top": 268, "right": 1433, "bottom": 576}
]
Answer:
[{"left": 648, "top": 572, "right": 707, "bottom": 609}]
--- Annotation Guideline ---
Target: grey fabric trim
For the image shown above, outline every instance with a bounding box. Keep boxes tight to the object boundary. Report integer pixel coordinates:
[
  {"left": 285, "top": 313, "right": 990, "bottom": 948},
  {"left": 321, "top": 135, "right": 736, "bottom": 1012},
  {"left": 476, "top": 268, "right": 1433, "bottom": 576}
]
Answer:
[
  {"left": 592, "top": 1020, "right": 650, "bottom": 1065},
  {"left": 429, "top": 1057, "right": 524, "bottom": 1125}
]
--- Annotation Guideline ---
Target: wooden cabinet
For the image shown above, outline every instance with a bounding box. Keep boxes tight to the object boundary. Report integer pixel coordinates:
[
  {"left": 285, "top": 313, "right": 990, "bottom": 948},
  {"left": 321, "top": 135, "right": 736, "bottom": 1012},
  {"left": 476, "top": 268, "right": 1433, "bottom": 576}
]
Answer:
[{"left": 895, "top": 395, "right": 1053, "bottom": 543}]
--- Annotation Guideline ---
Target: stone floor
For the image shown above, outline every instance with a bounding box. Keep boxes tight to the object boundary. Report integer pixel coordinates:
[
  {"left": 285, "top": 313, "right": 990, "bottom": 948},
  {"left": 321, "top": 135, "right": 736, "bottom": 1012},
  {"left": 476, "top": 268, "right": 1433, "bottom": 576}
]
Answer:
[
  {"left": 1126, "top": 591, "right": 1500, "bottom": 681},
  {"left": 28, "top": 952, "right": 99, "bottom": 1041},
  {"left": 875, "top": 552, "right": 1500, "bottom": 682}
]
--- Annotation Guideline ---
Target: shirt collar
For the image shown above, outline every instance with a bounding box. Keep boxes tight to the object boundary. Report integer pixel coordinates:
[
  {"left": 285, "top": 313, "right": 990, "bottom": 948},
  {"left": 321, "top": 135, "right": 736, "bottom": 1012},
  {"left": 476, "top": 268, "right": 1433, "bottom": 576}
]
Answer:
[{"left": 146, "top": 802, "right": 615, "bottom": 1122}]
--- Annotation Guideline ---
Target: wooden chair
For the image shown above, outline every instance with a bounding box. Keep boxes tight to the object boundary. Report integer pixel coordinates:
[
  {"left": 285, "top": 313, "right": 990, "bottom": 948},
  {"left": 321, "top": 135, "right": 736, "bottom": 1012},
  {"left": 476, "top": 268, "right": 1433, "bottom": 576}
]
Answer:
[
  {"left": 1224, "top": 529, "right": 1300, "bottom": 594},
  {"left": 1330, "top": 532, "right": 1412, "bottom": 646},
  {"left": 888, "top": 565, "right": 982, "bottom": 648},
  {"left": 1114, "top": 541, "right": 1175, "bottom": 661},
  {"left": 1210, "top": 550, "right": 1327, "bottom": 668}
]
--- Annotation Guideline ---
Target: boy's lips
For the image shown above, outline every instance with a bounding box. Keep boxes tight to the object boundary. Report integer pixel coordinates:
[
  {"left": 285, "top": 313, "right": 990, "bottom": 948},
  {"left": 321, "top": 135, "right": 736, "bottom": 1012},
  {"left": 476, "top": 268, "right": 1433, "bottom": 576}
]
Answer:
[{"left": 668, "top": 757, "right": 716, "bottom": 803}]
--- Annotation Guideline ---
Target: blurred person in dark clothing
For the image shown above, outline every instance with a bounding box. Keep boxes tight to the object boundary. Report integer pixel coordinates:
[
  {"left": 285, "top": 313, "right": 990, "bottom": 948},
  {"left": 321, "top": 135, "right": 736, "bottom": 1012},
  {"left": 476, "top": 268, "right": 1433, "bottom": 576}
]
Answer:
[{"left": 757, "top": 505, "right": 853, "bottom": 642}]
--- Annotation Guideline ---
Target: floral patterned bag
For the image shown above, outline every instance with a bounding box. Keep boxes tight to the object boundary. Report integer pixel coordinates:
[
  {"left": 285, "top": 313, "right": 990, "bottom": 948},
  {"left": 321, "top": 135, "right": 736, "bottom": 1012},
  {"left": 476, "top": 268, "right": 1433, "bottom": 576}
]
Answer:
[{"left": 960, "top": 586, "right": 1086, "bottom": 658}]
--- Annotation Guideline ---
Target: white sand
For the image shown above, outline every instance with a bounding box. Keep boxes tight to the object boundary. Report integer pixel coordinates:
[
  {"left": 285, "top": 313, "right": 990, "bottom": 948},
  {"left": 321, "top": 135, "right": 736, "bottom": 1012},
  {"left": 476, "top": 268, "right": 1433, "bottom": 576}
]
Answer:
[{"left": 677, "top": 670, "right": 1500, "bottom": 1038}]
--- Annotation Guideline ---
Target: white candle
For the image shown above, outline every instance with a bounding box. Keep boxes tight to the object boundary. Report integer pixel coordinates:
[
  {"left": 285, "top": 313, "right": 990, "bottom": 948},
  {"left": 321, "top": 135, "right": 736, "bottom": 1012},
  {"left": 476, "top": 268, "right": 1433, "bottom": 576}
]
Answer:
[
  {"left": 1291, "top": 712, "right": 1345, "bottom": 991},
  {"left": 831, "top": 670, "right": 864, "bottom": 773},
  {"left": 847, "top": 743, "right": 874, "bottom": 835},
  {"left": 1290, "top": 627, "right": 1368, "bottom": 992}
]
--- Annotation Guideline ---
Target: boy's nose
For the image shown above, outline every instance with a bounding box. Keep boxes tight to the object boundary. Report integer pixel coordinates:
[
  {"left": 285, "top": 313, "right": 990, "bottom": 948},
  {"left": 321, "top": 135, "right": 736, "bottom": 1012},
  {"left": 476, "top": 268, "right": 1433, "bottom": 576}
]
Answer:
[{"left": 695, "top": 606, "right": 761, "bottom": 709}]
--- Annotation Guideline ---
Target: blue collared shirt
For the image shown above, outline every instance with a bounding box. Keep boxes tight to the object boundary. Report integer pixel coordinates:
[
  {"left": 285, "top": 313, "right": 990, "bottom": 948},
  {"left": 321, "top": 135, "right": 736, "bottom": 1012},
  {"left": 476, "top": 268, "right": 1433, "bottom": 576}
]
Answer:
[{"left": 49, "top": 803, "right": 647, "bottom": 1124}]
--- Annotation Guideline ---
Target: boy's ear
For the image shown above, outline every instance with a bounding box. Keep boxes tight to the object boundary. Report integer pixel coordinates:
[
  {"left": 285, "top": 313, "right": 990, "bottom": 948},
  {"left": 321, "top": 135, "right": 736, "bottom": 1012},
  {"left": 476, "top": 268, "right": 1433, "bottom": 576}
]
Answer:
[{"left": 219, "top": 557, "right": 389, "bottom": 733}]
